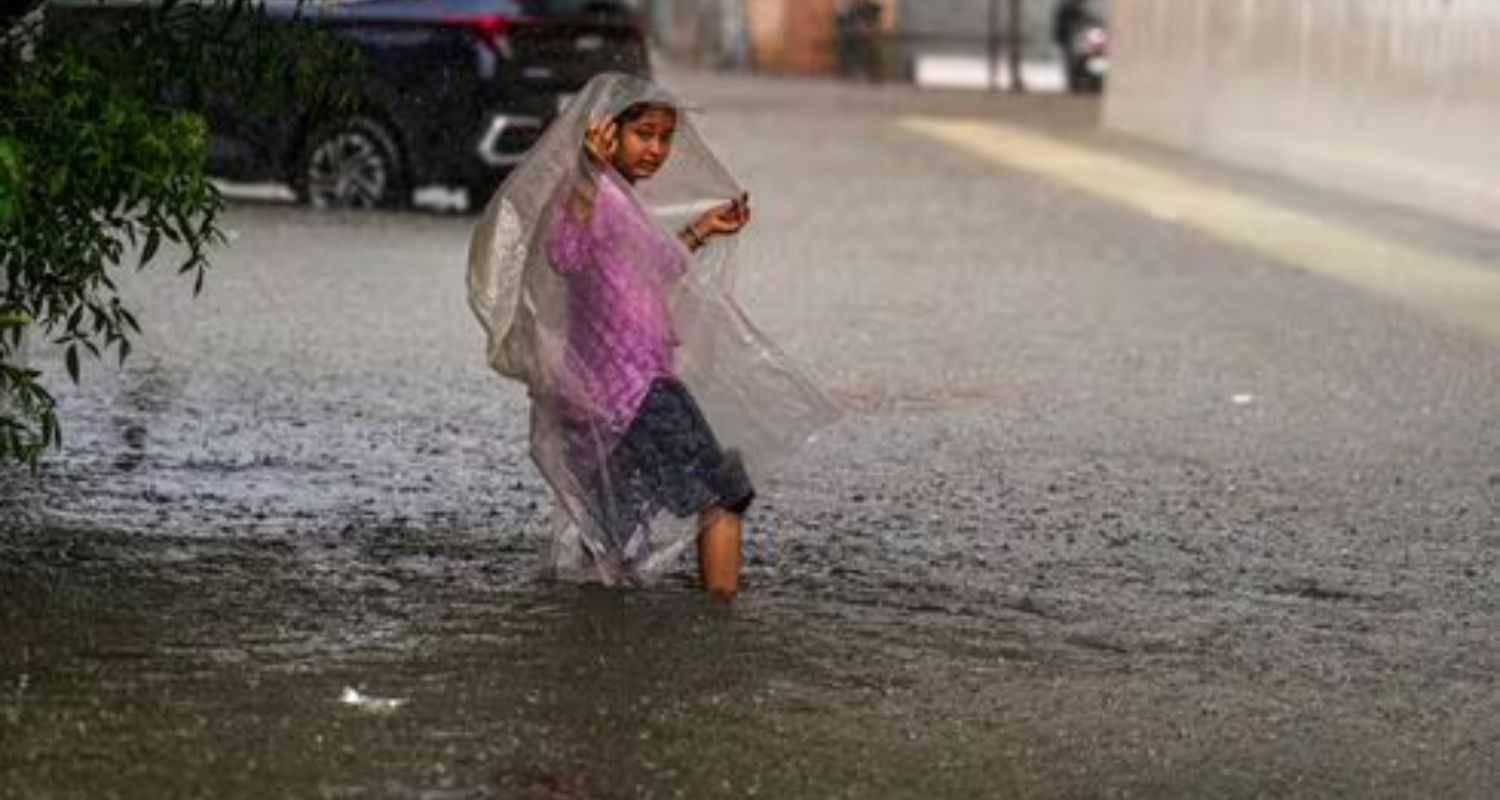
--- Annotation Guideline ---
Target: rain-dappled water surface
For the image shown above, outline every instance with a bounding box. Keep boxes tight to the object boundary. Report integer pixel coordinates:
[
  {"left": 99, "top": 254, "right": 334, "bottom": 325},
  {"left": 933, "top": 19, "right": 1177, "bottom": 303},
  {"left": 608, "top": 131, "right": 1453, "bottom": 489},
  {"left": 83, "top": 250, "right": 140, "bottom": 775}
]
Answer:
[{"left": 5, "top": 71, "right": 1500, "bottom": 797}]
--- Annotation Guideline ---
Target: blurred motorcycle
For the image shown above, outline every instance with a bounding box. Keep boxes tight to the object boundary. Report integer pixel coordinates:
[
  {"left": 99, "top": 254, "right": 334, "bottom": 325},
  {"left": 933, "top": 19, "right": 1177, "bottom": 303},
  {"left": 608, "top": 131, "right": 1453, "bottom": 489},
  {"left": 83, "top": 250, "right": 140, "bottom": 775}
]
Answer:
[
  {"left": 1053, "top": 0, "right": 1108, "bottom": 93},
  {"left": 1064, "top": 21, "right": 1108, "bottom": 93},
  {"left": 834, "top": 0, "right": 884, "bottom": 82}
]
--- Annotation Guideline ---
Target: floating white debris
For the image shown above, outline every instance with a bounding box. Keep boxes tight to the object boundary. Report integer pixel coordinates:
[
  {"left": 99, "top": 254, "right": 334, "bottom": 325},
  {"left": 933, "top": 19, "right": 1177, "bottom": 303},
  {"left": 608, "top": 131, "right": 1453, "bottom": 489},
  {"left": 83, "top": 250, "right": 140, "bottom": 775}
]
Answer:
[
  {"left": 340, "top": 686, "right": 406, "bottom": 712},
  {"left": 1232, "top": 394, "right": 1255, "bottom": 406}
]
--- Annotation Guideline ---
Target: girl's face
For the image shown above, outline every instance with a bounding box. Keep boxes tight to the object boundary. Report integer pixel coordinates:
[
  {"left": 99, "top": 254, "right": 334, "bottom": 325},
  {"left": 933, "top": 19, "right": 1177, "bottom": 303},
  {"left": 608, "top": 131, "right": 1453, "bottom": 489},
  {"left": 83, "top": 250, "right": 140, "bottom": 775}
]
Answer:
[{"left": 610, "top": 107, "right": 677, "bottom": 182}]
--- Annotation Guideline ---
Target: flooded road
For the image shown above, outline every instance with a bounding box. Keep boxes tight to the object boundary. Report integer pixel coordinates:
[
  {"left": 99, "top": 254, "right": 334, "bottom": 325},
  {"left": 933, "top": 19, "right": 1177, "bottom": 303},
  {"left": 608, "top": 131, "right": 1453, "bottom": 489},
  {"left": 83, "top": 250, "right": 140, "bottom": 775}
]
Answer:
[{"left": 4, "top": 69, "right": 1499, "bottom": 797}]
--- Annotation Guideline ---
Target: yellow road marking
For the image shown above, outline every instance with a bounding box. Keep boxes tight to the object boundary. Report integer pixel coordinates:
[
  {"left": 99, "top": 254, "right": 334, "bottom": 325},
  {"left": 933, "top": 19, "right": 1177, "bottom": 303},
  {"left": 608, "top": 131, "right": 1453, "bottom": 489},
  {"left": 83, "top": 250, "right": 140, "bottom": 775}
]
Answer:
[{"left": 902, "top": 117, "right": 1500, "bottom": 341}]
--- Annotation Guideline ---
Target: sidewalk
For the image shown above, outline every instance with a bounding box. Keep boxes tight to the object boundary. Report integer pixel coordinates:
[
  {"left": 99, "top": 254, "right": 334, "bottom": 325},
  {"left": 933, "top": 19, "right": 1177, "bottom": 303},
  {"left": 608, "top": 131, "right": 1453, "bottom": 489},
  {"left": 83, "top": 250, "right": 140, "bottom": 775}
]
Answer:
[{"left": 662, "top": 60, "right": 1500, "bottom": 281}]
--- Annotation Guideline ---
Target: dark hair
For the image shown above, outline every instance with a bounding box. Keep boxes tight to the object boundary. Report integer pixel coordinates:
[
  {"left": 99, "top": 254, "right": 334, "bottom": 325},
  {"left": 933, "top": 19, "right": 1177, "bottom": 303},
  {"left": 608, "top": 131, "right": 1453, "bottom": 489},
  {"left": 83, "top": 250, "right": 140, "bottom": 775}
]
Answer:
[{"left": 612, "top": 102, "right": 677, "bottom": 127}]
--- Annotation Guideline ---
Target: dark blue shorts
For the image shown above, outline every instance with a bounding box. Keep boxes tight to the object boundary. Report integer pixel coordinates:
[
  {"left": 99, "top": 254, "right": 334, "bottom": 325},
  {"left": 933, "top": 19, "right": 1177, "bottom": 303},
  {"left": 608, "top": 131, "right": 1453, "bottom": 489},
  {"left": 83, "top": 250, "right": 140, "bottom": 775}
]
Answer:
[{"left": 581, "top": 378, "right": 756, "bottom": 552}]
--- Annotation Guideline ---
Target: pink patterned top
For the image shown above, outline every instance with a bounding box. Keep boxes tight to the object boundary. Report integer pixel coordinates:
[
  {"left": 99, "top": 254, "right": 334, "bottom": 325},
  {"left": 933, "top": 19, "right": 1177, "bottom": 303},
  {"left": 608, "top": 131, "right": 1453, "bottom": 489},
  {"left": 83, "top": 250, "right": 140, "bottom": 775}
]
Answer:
[{"left": 546, "top": 176, "right": 687, "bottom": 446}]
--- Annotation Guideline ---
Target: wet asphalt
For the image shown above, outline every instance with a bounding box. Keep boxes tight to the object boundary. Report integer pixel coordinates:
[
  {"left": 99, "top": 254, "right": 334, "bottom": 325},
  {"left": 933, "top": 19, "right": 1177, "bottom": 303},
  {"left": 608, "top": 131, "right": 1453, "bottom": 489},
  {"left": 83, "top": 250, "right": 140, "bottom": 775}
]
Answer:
[{"left": 3, "top": 67, "right": 1499, "bottom": 798}]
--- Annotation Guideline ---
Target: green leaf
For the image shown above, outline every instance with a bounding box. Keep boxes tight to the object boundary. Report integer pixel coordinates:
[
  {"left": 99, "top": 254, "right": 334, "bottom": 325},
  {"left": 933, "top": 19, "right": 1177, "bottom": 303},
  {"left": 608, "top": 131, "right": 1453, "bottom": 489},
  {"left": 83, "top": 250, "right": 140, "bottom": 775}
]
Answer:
[
  {"left": 0, "top": 138, "right": 22, "bottom": 230},
  {"left": 48, "top": 167, "right": 67, "bottom": 198},
  {"left": 65, "top": 345, "right": 80, "bottom": 384},
  {"left": 140, "top": 228, "right": 161, "bottom": 267}
]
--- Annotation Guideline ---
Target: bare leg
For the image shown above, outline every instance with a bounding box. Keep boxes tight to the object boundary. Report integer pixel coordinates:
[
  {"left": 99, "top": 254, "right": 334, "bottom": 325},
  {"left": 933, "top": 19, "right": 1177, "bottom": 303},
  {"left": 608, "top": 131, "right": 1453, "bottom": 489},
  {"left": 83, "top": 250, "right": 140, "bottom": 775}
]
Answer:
[{"left": 697, "top": 505, "right": 742, "bottom": 598}]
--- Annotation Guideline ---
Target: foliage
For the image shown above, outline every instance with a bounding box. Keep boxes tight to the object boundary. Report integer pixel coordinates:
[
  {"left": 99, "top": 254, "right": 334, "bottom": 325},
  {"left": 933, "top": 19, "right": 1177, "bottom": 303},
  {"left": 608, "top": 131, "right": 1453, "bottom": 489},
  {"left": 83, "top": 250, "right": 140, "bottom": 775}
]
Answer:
[{"left": 0, "top": 0, "right": 357, "bottom": 466}]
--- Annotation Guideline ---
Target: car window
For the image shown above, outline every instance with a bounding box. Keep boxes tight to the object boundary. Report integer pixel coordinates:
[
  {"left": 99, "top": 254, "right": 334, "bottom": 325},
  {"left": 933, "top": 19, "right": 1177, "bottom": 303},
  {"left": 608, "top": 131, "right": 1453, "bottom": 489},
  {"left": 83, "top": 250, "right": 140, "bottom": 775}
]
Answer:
[
  {"left": 322, "top": 0, "right": 527, "bottom": 19},
  {"left": 519, "top": 0, "right": 630, "bottom": 17}
]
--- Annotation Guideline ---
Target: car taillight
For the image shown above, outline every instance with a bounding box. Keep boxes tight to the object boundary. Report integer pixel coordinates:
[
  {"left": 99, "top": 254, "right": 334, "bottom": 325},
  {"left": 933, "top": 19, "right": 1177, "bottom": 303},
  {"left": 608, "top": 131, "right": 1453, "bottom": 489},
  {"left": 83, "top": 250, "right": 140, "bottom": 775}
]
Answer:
[{"left": 450, "top": 14, "right": 532, "bottom": 56}]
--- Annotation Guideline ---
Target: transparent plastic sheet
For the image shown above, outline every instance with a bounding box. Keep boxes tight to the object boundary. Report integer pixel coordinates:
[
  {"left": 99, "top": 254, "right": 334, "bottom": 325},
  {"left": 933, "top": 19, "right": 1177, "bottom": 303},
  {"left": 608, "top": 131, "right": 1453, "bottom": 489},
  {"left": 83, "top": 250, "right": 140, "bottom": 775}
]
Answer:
[{"left": 467, "top": 73, "right": 840, "bottom": 584}]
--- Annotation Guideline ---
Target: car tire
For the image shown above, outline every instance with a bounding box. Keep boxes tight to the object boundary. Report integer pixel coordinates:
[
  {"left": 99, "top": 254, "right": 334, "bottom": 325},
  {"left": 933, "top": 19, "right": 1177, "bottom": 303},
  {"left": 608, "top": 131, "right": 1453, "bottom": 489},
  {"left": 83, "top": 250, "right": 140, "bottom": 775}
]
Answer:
[{"left": 295, "top": 116, "right": 408, "bottom": 210}]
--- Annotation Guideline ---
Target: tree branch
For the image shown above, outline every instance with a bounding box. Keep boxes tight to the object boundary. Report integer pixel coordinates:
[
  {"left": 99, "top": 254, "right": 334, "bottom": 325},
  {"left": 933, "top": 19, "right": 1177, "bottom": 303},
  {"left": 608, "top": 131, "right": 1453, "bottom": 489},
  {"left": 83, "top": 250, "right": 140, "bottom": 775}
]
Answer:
[{"left": 1, "top": 0, "right": 47, "bottom": 27}]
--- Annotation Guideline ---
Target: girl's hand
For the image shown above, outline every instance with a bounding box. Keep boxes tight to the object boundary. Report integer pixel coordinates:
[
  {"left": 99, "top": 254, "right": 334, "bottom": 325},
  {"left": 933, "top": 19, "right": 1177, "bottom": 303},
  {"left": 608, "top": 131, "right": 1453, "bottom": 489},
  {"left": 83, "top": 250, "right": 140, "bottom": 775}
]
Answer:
[
  {"left": 583, "top": 118, "right": 618, "bottom": 168},
  {"left": 690, "top": 193, "right": 752, "bottom": 241}
]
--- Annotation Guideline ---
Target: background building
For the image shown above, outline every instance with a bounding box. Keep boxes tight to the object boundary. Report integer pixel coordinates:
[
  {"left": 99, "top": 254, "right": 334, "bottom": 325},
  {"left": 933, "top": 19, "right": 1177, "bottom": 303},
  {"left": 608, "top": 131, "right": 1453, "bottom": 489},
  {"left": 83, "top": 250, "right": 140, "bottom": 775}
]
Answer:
[{"left": 643, "top": 0, "right": 1067, "bottom": 87}]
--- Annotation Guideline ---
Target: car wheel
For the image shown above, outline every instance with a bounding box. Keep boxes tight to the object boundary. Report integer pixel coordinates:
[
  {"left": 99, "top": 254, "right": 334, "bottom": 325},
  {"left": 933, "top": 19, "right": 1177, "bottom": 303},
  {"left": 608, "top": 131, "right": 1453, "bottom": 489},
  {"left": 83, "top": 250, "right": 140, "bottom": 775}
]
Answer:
[{"left": 296, "top": 116, "right": 407, "bottom": 210}]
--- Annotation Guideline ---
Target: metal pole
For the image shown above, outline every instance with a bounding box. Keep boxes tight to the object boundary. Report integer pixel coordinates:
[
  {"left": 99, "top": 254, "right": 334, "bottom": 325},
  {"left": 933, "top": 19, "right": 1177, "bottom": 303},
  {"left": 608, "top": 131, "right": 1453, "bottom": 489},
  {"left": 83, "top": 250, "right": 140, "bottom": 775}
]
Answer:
[
  {"left": 987, "top": 0, "right": 999, "bottom": 91},
  {"left": 1008, "top": 0, "right": 1026, "bottom": 93}
]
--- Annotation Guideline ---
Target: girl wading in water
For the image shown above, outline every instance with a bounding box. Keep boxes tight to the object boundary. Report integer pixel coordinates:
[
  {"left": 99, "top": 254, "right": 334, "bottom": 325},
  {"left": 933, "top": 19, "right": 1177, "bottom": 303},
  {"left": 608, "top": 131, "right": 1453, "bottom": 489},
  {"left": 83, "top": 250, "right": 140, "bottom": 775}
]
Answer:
[{"left": 467, "top": 74, "right": 838, "bottom": 596}]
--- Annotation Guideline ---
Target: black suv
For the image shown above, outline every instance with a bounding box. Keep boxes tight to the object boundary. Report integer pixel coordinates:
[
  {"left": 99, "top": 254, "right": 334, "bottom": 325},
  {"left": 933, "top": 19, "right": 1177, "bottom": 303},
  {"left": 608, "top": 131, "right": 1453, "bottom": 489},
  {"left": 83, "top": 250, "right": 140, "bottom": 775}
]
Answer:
[{"left": 49, "top": 0, "right": 649, "bottom": 209}]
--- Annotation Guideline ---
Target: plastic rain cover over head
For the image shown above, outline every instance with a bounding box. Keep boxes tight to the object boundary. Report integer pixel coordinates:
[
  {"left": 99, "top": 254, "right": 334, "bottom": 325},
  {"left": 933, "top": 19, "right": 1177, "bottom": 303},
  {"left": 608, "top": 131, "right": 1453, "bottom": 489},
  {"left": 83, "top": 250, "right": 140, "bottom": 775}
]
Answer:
[{"left": 467, "top": 72, "right": 840, "bottom": 584}]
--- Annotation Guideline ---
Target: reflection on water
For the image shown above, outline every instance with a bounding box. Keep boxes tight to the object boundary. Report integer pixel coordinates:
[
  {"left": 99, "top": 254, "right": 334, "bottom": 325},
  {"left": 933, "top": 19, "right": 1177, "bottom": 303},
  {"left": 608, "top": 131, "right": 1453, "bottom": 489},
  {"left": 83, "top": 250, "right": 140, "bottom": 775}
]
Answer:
[
  {"left": 4, "top": 380, "right": 1493, "bottom": 797},
  {"left": 0, "top": 516, "right": 1100, "bottom": 798},
  {"left": 6, "top": 494, "right": 1469, "bottom": 800}
]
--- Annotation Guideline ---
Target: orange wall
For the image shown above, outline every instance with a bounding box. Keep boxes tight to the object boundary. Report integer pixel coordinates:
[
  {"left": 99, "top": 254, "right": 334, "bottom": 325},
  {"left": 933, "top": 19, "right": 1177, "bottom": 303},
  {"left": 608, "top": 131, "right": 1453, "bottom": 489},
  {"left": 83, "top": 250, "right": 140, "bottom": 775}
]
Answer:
[{"left": 747, "top": 0, "right": 840, "bottom": 74}]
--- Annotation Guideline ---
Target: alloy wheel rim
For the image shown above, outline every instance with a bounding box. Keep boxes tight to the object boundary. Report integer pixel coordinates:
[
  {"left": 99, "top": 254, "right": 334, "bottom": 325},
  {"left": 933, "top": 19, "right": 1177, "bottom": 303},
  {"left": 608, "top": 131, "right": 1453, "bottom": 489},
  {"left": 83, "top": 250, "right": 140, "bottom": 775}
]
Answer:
[{"left": 306, "top": 129, "right": 390, "bottom": 208}]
